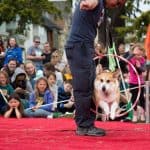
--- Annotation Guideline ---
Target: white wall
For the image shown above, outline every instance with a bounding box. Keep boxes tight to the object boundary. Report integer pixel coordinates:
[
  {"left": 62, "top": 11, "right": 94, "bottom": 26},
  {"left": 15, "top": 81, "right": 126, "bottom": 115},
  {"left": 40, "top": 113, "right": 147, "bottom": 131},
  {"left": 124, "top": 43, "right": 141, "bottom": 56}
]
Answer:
[{"left": 24, "top": 24, "right": 48, "bottom": 51}]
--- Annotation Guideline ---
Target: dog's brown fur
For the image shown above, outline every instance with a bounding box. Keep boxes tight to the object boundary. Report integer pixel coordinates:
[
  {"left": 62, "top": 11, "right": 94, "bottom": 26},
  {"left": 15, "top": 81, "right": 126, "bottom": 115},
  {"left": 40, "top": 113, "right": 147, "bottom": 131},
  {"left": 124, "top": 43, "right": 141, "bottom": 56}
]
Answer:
[{"left": 94, "top": 67, "right": 120, "bottom": 120}]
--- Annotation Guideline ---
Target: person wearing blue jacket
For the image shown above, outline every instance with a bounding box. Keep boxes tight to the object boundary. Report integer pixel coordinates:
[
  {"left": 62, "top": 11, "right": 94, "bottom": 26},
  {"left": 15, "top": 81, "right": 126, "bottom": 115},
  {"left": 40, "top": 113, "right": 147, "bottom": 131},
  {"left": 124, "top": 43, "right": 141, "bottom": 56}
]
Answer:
[
  {"left": 4, "top": 37, "right": 23, "bottom": 65},
  {"left": 24, "top": 77, "right": 54, "bottom": 118}
]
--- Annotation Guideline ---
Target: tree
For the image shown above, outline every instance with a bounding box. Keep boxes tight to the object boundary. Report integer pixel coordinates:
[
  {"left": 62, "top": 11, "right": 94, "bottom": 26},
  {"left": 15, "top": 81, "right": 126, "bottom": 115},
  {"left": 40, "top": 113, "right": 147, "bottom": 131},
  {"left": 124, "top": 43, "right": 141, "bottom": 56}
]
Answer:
[
  {"left": 116, "top": 0, "right": 150, "bottom": 42},
  {"left": 0, "top": 0, "right": 61, "bottom": 33},
  {"left": 98, "top": 0, "right": 150, "bottom": 47}
]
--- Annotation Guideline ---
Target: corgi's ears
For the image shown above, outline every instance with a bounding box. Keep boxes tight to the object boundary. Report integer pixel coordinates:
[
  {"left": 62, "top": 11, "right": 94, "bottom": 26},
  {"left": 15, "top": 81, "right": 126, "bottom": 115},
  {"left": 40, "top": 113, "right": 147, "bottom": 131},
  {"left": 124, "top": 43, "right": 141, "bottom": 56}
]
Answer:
[
  {"left": 96, "top": 64, "right": 103, "bottom": 75},
  {"left": 113, "top": 69, "right": 120, "bottom": 79}
]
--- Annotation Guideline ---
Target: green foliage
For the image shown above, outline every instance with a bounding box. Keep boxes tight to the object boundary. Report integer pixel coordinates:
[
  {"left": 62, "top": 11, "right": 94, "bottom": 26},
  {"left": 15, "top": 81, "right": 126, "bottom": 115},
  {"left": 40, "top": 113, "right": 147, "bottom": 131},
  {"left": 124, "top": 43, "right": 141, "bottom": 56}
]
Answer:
[
  {"left": 116, "top": 0, "right": 150, "bottom": 42},
  {"left": 0, "top": 0, "right": 61, "bottom": 33}
]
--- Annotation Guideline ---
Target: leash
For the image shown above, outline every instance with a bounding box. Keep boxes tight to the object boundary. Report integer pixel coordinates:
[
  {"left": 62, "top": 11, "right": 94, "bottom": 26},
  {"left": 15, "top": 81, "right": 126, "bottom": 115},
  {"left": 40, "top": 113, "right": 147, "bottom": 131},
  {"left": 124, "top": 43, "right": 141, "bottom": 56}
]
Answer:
[{"left": 26, "top": 99, "right": 74, "bottom": 110}]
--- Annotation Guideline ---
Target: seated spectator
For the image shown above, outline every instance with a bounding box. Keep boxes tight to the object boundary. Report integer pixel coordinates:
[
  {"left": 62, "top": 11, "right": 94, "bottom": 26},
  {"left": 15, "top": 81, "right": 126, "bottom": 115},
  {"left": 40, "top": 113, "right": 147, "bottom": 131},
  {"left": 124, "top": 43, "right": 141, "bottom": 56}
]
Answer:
[
  {"left": 51, "top": 50, "right": 67, "bottom": 72},
  {"left": 43, "top": 62, "right": 63, "bottom": 88},
  {"left": 0, "top": 71, "right": 14, "bottom": 115},
  {"left": 24, "top": 77, "right": 54, "bottom": 118},
  {"left": 47, "top": 72, "right": 58, "bottom": 111},
  {"left": 42, "top": 42, "right": 53, "bottom": 64},
  {"left": 1, "top": 59, "right": 18, "bottom": 83},
  {"left": 57, "top": 80, "right": 75, "bottom": 114},
  {"left": 24, "top": 61, "right": 43, "bottom": 89},
  {"left": 4, "top": 93, "right": 24, "bottom": 119},
  {"left": 43, "top": 62, "right": 56, "bottom": 77},
  {"left": 4, "top": 37, "right": 23, "bottom": 66},
  {"left": 62, "top": 64, "right": 73, "bottom": 81},
  {"left": 11, "top": 67, "right": 33, "bottom": 108},
  {"left": 26, "top": 36, "right": 44, "bottom": 70}
]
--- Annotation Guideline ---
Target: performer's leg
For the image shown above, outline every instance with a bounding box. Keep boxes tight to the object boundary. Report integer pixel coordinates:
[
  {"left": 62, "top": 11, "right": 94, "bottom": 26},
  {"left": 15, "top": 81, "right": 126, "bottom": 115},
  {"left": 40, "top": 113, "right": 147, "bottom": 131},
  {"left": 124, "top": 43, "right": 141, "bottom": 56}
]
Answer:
[{"left": 66, "top": 42, "right": 96, "bottom": 127}]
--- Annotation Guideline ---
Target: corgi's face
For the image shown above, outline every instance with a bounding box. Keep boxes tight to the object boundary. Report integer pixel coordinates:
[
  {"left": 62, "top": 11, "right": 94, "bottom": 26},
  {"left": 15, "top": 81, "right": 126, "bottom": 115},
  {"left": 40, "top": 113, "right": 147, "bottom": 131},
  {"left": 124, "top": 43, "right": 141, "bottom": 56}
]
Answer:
[{"left": 94, "top": 71, "right": 119, "bottom": 95}]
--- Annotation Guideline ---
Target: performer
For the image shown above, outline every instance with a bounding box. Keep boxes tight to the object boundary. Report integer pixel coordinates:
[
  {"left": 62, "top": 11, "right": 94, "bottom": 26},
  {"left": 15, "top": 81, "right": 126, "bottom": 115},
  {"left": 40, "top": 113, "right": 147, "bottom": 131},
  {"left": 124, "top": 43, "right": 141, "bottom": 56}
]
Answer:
[{"left": 65, "top": 0, "right": 126, "bottom": 136}]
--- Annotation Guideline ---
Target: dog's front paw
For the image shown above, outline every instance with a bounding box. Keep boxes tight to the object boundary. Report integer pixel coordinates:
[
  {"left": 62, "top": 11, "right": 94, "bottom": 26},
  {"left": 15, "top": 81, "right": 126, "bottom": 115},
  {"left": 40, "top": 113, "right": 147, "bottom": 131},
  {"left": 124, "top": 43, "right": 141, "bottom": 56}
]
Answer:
[
  {"left": 102, "top": 113, "right": 109, "bottom": 121},
  {"left": 110, "top": 113, "right": 116, "bottom": 120}
]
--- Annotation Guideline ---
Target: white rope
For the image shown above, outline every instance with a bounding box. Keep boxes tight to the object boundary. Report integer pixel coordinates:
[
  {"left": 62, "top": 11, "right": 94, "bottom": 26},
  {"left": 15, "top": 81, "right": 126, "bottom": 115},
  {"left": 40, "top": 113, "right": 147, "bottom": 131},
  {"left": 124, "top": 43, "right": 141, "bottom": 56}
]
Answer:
[
  {"left": 26, "top": 99, "right": 74, "bottom": 110},
  {"left": 0, "top": 89, "right": 8, "bottom": 104},
  {"left": 120, "top": 84, "right": 146, "bottom": 93}
]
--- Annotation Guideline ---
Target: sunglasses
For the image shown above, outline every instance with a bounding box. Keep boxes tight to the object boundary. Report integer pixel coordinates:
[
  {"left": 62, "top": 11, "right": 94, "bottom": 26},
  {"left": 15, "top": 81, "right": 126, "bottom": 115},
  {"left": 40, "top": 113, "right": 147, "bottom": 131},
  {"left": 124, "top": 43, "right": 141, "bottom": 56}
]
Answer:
[
  {"left": 35, "top": 41, "right": 40, "bottom": 44},
  {"left": 52, "top": 55, "right": 59, "bottom": 58}
]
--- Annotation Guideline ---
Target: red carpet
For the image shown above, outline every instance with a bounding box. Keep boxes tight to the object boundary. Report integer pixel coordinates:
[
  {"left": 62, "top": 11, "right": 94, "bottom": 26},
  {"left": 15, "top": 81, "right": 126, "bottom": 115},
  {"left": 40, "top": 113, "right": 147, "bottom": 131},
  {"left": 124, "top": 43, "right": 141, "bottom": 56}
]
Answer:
[{"left": 0, "top": 117, "right": 150, "bottom": 150}]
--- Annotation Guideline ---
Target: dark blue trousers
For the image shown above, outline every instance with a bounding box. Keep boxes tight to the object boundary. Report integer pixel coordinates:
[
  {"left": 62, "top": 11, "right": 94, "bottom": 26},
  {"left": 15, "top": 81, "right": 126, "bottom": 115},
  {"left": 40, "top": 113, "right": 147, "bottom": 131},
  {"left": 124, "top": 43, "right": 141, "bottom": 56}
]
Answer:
[{"left": 65, "top": 41, "right": 96, "bottom": 128}]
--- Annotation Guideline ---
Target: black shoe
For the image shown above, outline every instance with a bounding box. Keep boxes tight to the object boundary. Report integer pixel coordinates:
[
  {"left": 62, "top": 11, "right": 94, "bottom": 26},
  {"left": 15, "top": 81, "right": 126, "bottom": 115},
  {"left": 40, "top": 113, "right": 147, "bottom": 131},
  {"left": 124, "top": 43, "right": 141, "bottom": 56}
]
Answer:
[{"left": 76, "top": 126, "right": 106, "bottom": 136}]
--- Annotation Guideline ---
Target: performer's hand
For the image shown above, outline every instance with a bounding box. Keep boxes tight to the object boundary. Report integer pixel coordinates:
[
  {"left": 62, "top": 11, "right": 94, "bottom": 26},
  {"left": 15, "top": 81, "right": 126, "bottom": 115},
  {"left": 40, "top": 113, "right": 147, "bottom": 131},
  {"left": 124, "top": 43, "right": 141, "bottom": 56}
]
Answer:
[{"left": 80, "top": 0, "right": 98, "bottom": 10}]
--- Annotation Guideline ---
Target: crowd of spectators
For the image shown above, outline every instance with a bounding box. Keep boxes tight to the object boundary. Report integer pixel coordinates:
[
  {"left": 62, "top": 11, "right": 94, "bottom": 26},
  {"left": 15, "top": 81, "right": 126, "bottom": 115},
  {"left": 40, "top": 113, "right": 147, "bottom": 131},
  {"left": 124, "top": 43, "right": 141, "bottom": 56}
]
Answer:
[{"left": 0, "top": 35, "right": 149, "bottom": 123}]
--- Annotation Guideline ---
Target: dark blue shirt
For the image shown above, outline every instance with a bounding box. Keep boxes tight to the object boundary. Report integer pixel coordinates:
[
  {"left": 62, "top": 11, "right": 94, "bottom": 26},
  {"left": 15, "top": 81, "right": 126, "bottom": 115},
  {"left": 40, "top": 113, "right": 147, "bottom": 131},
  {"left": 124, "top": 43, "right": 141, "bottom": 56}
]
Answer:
[{"left": 67, "top": 0, "right": 104, "bottom": 43}]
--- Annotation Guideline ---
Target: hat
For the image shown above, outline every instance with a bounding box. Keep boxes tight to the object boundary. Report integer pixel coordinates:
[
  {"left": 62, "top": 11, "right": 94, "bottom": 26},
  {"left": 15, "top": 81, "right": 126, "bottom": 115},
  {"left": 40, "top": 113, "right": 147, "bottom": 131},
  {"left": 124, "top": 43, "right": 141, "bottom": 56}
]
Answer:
[{"left": 11, "top": 67, "right": 26, "bottom": 83}]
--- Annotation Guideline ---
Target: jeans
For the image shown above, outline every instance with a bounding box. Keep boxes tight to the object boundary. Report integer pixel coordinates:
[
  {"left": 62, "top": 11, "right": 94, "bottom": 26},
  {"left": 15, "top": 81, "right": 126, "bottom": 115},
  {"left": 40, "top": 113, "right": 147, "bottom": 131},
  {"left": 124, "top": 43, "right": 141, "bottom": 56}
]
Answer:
[{"left": 24, "top": 108, "right": 51, "bottom": 118}]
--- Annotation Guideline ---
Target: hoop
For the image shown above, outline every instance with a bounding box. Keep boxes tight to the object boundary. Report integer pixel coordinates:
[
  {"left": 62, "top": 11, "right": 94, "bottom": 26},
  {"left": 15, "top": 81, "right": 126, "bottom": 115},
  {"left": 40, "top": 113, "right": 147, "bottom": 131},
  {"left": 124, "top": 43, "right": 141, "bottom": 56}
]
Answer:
[{"left": 94, "top": 54, "right": 141, "bottom": 118}]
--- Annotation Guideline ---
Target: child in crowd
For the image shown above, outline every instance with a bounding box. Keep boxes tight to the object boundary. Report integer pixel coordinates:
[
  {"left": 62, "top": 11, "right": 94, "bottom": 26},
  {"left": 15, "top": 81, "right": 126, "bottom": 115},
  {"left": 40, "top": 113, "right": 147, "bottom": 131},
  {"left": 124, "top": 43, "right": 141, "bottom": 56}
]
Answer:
[
  {"left": 1, "top": 59, "right": 18, "bottom": 82},
  {"left": 57, "top": 80, "right": 75, "bottom": 114},
  {"left": 0, "top": 71, "right": 14, "bottom": 114},
  {"left": 43, "top": 62, "right": 63, "bottom": 88},
  {"left": 128, "top": 43, "right": 146, "bottom": 122},
  {"left": 11, "top": 67, "right": 33, "bottom": 108},
  {"left": 24, "top": 61, "right": 43, "bottom": 89},
  {"left": 4, "top": 93, "right": 24, "bottom": 118},
  {"left": 24, "top": 77, "right": 54, "bottom": 118},
  {"left": 47, "top": 72, "right": 58, "bottom": 111}
]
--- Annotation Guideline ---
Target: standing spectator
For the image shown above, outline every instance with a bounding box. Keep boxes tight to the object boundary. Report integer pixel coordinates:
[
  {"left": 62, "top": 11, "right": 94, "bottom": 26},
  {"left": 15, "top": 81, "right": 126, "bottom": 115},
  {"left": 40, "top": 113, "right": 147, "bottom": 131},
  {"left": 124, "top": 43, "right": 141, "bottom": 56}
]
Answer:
[
  {"left": 4, "top": 93, "right": 24, "bottom": 119},
  {"left": 0, "top": 36, "right": 5, "bottom": 69},
  {"left": 26, "top": 36, "right": 44, "bottom": 70},
  {"left": 42, "top": 42, "right": 52, "bottom": 64},
  {"left": 24, "top": 77, "right": 54, "bottom": 118},
  {"left": 128, "top": 43, "right": 146, "bottom": 122},
  {"left": 0, "top": 71, "right": 14, "bottom": 114},
  {"left": 4, "top": 37, "right": 23, "bottom": 66}
]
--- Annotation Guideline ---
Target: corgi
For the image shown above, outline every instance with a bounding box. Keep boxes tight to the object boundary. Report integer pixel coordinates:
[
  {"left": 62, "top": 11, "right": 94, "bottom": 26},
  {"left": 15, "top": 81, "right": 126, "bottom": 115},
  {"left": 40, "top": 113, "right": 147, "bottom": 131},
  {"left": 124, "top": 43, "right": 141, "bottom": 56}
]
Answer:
[{"left": 94, "top": 66, "right": 120, "bottom": 120}]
